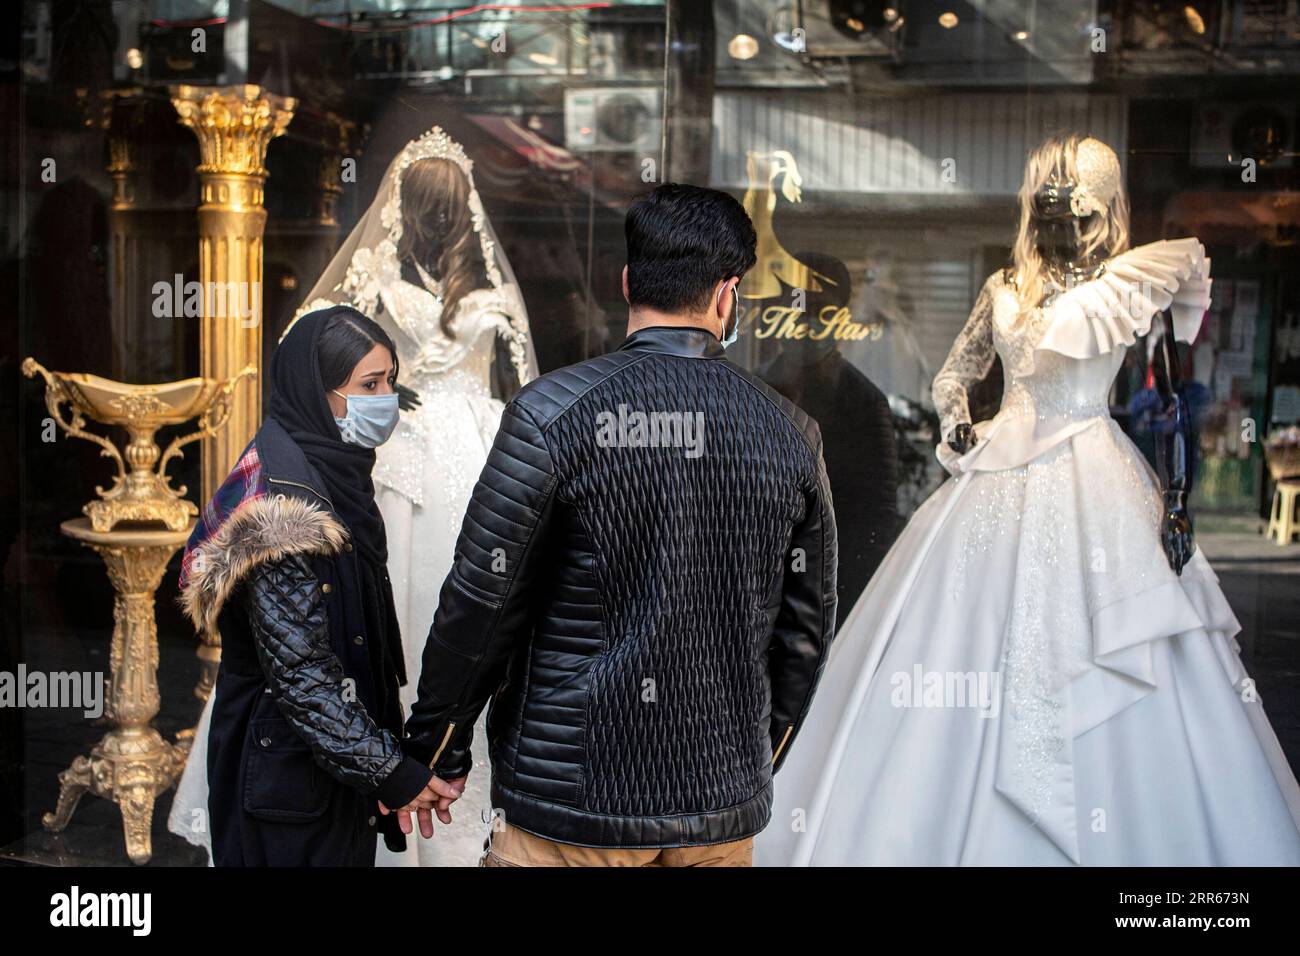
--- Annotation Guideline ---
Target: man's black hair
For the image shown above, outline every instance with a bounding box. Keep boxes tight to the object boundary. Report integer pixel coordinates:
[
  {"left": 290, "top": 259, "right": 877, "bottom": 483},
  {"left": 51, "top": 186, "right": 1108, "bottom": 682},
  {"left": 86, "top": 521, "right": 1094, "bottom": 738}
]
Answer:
[{"left": 625, "top": 183, "right": 758, "bottom": 314}]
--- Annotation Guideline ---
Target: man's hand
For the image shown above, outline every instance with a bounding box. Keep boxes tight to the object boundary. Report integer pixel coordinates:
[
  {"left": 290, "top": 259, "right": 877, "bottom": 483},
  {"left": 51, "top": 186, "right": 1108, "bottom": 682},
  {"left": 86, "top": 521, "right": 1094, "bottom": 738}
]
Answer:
[{"left": 378, "top": 774, "right": 468, "bottom": 838}]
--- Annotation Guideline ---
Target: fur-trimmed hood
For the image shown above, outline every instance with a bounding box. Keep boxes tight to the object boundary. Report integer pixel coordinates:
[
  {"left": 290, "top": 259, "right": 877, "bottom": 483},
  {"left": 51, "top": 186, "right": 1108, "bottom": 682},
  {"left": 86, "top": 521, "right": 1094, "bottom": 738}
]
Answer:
[{"left": 180, "top": 494, "right": 347, "bottom": 637}]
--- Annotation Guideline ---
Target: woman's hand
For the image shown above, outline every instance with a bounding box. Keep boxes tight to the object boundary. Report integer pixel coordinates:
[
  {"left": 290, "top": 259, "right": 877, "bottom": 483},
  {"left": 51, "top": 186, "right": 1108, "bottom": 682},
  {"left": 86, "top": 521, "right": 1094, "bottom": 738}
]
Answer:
[{"left": 379, "top": 773, "right": 467, "bottom": 838}]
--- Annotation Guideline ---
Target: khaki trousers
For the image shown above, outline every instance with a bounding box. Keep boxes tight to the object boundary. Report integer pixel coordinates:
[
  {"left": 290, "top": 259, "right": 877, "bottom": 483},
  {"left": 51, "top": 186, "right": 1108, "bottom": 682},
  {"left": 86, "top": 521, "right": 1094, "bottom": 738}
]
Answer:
[{"left": 480, "top": 823, "right": 753, "bottom": 868}]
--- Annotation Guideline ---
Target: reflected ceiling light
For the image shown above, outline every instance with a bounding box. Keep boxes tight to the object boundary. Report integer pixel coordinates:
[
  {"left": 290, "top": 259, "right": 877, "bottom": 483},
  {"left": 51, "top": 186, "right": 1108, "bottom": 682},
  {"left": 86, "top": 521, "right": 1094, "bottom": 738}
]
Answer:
[
  {"left": 845, "top": 17, "right": 864, "bottom": 31},
  {"left": 1183, "top": 6, "right": 1206, "bottom": 34},
  {"left": 939, "top": 12, "right": 958, "bottom": 28},
  {"left": 728, "top": 33, "right": 760, "bottom": 60},
  {"left": 125, "top": 47, "right": 143, "bottom": 69},
  {"left": 884, "top": 7, "right": 899, "bottom": 21},
  {"left": 528, "top": 51, "right": 558, "bottom": 66},
  {"left": 1012, "top": 30, "right": 1030, "bottom": 42}
]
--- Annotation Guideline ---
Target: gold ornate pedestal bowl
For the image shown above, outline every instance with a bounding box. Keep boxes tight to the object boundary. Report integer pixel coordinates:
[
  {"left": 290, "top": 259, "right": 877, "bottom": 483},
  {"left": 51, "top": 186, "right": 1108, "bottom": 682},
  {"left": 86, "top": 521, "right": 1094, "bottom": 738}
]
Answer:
[
  {"left": 21, "top": 360, "right": 253, "bottom": 532},
  {"left": 23, "top": 359, "right": 254, "bottom": 864}
]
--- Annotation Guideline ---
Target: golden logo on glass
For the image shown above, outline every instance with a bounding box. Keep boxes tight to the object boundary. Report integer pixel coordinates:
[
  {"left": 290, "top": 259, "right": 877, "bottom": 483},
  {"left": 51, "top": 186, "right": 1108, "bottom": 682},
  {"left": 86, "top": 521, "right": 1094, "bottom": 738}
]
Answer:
[
  {"left": 740, "top": 149, "right": 820, "bottom": 303},
  {"left": 754, "top": 304, "right": 885, "bottom": 341}
]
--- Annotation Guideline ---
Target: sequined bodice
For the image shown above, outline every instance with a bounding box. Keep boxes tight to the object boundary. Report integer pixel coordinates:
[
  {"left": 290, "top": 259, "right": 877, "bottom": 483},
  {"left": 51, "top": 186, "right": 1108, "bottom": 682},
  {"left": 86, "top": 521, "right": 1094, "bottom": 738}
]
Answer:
[
  {"left": 992, "top": 296, "right": 1120, "bottom": 427},
  {"left": 378, "top": 279, "right": 504, "bottom": 402},
  {"left": 404, "top": 326, "right": 496, "bottom": 401}
]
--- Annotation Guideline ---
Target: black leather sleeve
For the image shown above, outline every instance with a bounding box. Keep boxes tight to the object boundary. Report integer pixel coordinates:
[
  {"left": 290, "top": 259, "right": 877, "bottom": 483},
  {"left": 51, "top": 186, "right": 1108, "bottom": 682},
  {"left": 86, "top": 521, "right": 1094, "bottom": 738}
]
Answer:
[
  {"left": 402, "top": 399, "right": 558, "bottom": 779},
  {"left": 244, "top": 553, "right": 432, "bottom": 809},
  {"left": 768, "top": 435, "right": 839, "bottom": 773}
]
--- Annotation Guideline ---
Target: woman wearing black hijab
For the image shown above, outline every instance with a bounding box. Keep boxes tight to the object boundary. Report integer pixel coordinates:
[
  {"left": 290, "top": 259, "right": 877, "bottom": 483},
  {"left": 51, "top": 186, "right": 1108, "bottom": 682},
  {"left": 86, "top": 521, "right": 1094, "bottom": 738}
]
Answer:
[{"left": 177, "top": 307, "right": 452, "bottom": 866}]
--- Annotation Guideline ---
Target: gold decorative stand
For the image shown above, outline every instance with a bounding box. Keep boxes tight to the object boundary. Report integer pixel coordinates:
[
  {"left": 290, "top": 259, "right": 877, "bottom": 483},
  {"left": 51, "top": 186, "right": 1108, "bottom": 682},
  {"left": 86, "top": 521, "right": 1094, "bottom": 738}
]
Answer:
[
  {"left": 23, "top": 358, "right": 252, "bottom": 863},
  {"left": 45, "top": 519, "right": 192, "bottom": 864}
]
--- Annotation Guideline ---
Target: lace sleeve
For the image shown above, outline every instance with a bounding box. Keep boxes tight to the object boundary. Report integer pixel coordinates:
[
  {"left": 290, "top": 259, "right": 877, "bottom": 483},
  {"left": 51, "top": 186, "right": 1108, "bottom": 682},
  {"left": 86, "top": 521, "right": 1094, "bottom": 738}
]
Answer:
[
  {"left": 932, "top": 273, "right": 1001, "bottom": 443},
  {"left": 453, "top": 286, "right": 534, "bottom": 387}
]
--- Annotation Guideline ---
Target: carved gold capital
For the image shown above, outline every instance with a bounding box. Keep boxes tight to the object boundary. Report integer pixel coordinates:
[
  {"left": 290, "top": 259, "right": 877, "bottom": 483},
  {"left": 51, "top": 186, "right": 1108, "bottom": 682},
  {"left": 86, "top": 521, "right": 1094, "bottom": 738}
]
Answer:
[{"left": 170, "top": 84, "right": 296, "bottom": 178}]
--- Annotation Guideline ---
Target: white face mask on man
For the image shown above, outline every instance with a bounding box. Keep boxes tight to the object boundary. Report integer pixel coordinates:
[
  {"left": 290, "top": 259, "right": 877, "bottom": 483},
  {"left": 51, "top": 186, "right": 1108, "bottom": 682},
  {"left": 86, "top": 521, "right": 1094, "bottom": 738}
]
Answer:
[
  {"left": 332, "top": 389, "right": 400, "bottom": 448},
  {"left": 718, "top": 280, "right": 740, "bottom": 348}
]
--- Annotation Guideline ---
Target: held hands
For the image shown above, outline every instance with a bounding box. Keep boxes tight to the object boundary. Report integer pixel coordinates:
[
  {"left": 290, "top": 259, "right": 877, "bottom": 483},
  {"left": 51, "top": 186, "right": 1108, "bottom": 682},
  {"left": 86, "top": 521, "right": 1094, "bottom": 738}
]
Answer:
[
  {"left": 378, "top": 773, "right": 468, "bottom": 839},
  {"left": 948, "top": 422, "right": 977, "bottom": 456},
  {"left": 1160, "top": 491, "right": 1195, "bottom": 576}
]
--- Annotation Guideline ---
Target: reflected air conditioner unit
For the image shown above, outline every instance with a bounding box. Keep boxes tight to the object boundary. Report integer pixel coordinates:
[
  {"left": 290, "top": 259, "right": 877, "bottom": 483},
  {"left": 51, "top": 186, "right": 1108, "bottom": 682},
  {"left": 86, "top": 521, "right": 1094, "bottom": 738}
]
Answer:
[{"left": 564, "top": 87, "right": 662, "bottom": 153}]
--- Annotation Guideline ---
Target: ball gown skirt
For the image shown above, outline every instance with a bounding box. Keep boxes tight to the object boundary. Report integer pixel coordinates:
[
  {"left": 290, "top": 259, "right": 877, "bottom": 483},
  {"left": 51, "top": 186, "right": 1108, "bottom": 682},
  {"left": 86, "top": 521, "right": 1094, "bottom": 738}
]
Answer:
[{"left": 756, "top": 417, "right": 1300, "bottom": 866}]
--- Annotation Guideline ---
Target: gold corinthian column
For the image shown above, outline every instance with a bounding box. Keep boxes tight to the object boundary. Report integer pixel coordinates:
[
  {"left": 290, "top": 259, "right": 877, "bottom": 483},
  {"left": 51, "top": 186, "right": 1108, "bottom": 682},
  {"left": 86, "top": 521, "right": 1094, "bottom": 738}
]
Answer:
[{"left": 171, "top": 84, "right": 295, "bottom": 504}]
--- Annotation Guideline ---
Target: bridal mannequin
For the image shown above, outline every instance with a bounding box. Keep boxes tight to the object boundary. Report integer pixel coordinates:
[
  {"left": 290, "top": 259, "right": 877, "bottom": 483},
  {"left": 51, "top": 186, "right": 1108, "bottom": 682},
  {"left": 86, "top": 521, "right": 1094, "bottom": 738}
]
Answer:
[
  {"left": 946, "top": 142, "right": 1195, "bottom": 574},
  {"left": 756, "top": 133, "right": 1300, "bottom": 866}
]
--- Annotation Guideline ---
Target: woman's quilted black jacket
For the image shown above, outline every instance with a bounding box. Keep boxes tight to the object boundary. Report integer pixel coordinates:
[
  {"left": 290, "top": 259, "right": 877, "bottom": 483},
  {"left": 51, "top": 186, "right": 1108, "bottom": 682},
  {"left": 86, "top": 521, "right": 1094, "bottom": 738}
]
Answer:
[{"left": 402, "top": 326, "right": 838, "bottom": 848}]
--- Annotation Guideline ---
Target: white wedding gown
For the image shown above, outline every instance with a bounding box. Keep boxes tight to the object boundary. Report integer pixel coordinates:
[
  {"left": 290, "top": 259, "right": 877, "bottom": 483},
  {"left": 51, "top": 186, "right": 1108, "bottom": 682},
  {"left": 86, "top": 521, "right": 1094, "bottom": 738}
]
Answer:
[
  {"left": 168, "top": 280, "right": 521, "bottom": 868},
  {"left": 371, "top": 279, "right": 518, "bottom": 867},
  {"left": 756, "top": 239, "right": 1300, "bottom": 866}
]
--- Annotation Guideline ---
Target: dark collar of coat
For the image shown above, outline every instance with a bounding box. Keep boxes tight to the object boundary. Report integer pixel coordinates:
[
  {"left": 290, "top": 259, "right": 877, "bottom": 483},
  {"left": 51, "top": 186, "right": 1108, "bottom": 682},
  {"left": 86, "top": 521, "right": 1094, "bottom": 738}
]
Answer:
[
  {"left": 255, "top": 416, "right": 335, "bottom": 510},
  {"left": 617, "top": 325, "right": 726, "bottom": 359}
]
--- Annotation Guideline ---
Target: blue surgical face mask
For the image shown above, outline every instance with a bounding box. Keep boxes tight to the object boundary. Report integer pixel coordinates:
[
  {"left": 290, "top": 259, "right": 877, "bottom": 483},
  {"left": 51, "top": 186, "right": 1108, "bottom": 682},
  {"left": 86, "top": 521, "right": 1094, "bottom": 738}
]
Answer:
[
  {"left": 719, "top": 283, "right": 740, "bottom": 349},
  {"left": 332, "top": 389, "right": 400, "bottom": 448}
]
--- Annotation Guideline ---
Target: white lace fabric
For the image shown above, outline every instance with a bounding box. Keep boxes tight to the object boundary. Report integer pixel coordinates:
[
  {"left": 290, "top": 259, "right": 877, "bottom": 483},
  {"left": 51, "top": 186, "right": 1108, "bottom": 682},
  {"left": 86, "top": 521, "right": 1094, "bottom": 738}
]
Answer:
[{"left": 932, "top": 238, "right": 1212, "bottom": 477}]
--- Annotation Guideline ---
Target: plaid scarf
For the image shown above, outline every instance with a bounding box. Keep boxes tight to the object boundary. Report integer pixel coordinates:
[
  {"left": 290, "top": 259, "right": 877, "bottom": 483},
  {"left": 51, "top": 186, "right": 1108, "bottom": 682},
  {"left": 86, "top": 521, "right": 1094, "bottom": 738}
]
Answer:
[{"left": 179, "top": 441, "right": 267, "bottom": 590}]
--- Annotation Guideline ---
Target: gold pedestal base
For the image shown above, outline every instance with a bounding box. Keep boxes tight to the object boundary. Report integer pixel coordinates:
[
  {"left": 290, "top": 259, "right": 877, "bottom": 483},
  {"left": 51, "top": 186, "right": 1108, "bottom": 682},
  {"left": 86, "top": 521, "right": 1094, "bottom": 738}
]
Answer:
[
  {"left": 42, "top": 728, "right": 184, "bottom": 865},
  {"left": 44, "top": 518, "right": 192, "bottom": 864}
]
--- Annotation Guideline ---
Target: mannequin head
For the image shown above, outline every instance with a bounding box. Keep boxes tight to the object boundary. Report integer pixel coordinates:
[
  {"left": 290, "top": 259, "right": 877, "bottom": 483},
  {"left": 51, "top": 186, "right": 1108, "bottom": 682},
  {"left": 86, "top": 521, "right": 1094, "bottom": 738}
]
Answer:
[
  {"left": 398, "top": 157, "right": 487, "bottom": 337},
  {"left": 1012, "top": 134, "right": 1129, "bottom": 310}
]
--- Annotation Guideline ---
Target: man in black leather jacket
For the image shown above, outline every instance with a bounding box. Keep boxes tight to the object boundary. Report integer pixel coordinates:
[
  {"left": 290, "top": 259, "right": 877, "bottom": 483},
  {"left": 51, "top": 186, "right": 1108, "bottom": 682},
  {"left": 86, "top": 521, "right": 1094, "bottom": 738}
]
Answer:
[{"left": 398, "top": 184, "right": 838, "bottom": 866}]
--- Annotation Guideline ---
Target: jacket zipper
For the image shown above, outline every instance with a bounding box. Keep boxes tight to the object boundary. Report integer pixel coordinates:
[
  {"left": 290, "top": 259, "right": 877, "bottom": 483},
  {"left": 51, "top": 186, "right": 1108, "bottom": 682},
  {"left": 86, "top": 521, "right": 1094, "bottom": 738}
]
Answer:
[
  {"left": 772, "top": 723, "right": 794, "bottom": 765},
  {"left": 429, "top": 722, "right": 457, "bottom": 769},
  {"left": 268, "top": 476, "right": 336, "bottom": 511}
]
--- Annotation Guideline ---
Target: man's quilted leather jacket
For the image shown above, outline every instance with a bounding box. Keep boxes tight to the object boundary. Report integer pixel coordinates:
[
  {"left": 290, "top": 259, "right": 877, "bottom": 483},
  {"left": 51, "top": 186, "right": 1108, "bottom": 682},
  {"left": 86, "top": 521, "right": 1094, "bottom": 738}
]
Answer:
[{"left": 403, "top": 326, "right": 838, "bottom": 848}]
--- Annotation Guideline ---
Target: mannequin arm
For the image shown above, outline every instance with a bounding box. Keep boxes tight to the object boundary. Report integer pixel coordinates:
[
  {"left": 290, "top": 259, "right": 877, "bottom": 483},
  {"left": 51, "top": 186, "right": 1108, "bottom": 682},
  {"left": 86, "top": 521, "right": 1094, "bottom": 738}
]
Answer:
[
  {"left": 396, "top": 383, "right": 422, "bottom": 411},
  {"left": 933, "top": 275, "right": 1000, "bottom": 454},
  {"left": 1151, "top": 310, "right": 1196, "bottom": 575}
]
